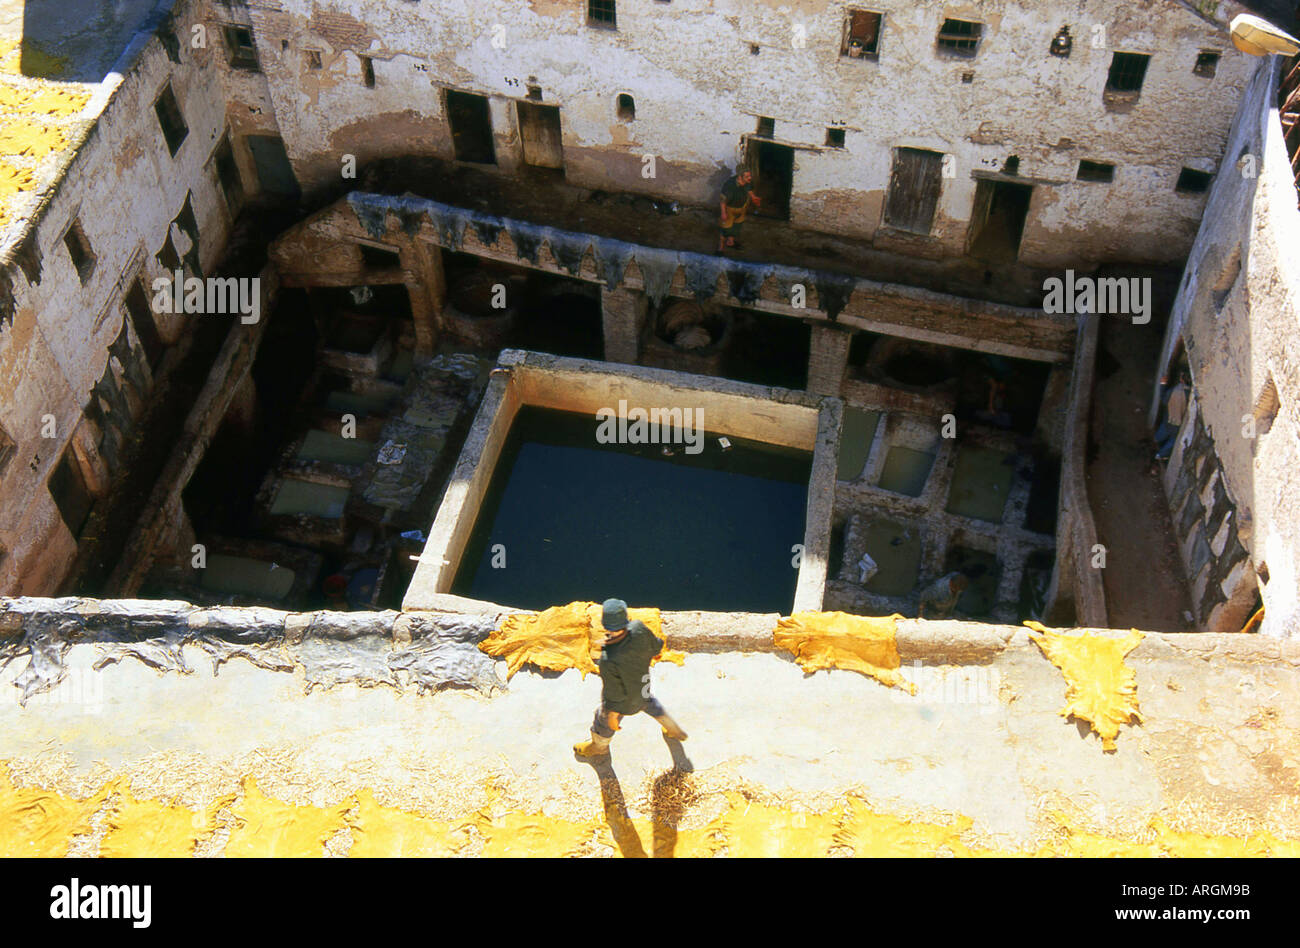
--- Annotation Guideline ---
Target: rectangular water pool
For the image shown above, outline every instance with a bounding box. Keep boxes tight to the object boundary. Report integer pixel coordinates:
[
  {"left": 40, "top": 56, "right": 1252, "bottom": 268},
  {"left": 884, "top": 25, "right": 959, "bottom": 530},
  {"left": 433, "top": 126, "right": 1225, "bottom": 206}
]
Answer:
[{"left": 452, "top": 406, "right": 812, "bottom": 612}]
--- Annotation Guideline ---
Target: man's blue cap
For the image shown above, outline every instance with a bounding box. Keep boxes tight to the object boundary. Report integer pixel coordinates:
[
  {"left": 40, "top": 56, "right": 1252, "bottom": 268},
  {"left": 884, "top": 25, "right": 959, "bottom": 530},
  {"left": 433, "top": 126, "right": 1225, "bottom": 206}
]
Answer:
[{"left": 601, "top": 598, "right": 629, "bottom": 631}]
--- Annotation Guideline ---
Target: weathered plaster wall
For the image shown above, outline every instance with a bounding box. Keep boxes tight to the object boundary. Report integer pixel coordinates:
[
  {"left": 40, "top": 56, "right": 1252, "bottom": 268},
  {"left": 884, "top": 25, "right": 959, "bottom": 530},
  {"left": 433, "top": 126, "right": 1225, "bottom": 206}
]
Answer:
[
  {"left": 0, "top": 0, "right": 239, "bottom": 594},
  {"left": 242, "top": 0, "right": 1255, "bottom": 267},
  {"left": 1154, "top": 55, "right": 1300, "bottom": 639}
]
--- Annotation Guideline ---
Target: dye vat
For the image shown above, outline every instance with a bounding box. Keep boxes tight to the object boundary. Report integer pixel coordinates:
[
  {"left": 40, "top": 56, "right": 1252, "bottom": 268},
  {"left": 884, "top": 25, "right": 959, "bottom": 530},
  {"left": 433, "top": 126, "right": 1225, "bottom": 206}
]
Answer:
[
  {"left": 878, "top": 446, "right": 935, "bottom": 497},
  {"left": 269, "top": 478, "right": 350, "bottom": 518},
  {"left": 200, "top": 554, "right": 296, "bottom": 602},
  {"left": 452, "top": 406, "right": 811, "bottom": 613},
  {"left": 296, "top": 429, "right": 375, "bottom": 466},
  {"left": 858, "top": 519, "right": 923, "bottom": 598},
  {"left": 946, "top": 446, "right": 1015, "bottom": 523},
  {"left": 943, "top": 547, "right": 1002, "bottom": 618},
  {"left": 837, "top": 408, "right": 881, "bottom": 482}
]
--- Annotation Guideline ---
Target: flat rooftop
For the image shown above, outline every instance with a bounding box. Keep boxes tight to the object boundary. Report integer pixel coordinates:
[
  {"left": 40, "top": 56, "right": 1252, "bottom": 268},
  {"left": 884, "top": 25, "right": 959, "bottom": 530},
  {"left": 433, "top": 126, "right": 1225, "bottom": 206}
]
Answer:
[{"left": 0, "top": 0, "right": 160, "bottom": 239}]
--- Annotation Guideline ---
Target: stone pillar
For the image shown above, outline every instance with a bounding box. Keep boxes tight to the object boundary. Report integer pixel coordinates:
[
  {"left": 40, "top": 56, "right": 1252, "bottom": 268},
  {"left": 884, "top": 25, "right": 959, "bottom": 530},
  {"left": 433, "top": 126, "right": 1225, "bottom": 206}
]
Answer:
[
  {"left": 806, "top": 324, "right": 852, "bottom": 396},
  {"left": 1033, "top": 364, "right": 1071, "bottom": 453},
  {"left": 600, "top": 286, "right": 648, "bottom": 364},
  {"left": 404, "top": 239, "right": 446, "bottom": 357}
]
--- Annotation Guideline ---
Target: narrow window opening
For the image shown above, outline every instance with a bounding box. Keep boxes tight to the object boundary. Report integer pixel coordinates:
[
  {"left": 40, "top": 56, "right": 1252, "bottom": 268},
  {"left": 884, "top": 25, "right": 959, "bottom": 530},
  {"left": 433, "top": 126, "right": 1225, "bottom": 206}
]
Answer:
[
  {"left": 526, "top": 84, "right": 543, "bottom": 101},
  {"left": 587, "top": 0, "right": 617, "bottom": 30},
  {"left": 124, "top": 278, "right": 165, "bottom": 368},
  {"left": 841, "top": 10, "right": 883, "bottom": 60},
  {"left": 213, "top": 136, "right": 244, "bottom": 210},
  {"left": 1176, "top": 167, "right": 1213, "bottom": 194},
  {"left": 306, "top": 49, "right": 323, "bottom": 70},
  {"left": 1077, "top": 160, "right": 1115, "bottom": 183},
  {"left": 1106, "top": 51, "right": 1151, "bottom": 94},
  {"left": 755, "top": 116, "right": 775, "bottom": 139},
  {"left": 358, "top": 243, "right": 402, "bottom": 269},
  {"left": 49, "top": 446, "right": 95, "bottom": 539},
  {"left": 937, "top": 18, "right": 982, "bottom": 58},
  {"left": 222, "top": 25, "right": 260, "bottom": 71},
  {"left": 1194, "top": 50, "right": 1220, "bottom": 78},
  {"left": 1003, "top": 155, "right": 1020, "bottom": 175},
  {"left": 616, "top": 93, "right": 635, "bottom": 121},
  {"left": 361, "top": 56, "right": 376, "bottom": 88},
  {"left": 63, "top": 220, "right": 95, "bottom": 283},
  {"left": 825, "top": 127, "right": 846, "bottom": 148},
  {"left": 154, "top": 83, "right": 188, "bottom": 156}
]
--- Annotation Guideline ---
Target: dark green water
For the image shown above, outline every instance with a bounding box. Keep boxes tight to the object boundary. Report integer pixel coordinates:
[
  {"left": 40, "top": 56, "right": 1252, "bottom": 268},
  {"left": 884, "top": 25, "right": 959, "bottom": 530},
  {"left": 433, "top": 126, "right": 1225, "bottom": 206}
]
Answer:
[{"left": 453, "top": 407, "right": 811, "bottom": 612}]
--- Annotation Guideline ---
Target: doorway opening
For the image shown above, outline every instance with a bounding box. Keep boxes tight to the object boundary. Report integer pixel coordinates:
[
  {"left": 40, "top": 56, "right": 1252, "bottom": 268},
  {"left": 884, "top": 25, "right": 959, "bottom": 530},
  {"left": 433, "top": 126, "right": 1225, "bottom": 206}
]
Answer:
[
  {"left": 446, "top": 90, "right": 497, "bottom": 165},
  {"left": 968, "top": 179, "right": 1032, "bottom": 261},
  {"left": 746, "top": 138, "right": 794, "bottom": 220},
  {"left": 516, "top": 101, "right": 564, "bottom": 171},
  {"left": 246, "top": 134, "right": 300, "bottom": 197}
]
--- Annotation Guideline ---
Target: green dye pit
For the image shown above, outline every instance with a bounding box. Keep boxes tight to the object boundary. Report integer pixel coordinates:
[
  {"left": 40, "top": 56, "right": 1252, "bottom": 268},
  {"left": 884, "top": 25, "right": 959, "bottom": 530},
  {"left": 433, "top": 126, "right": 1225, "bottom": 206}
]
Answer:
[
  {"left": 837, "top": 408, "right": 881, "bottom": 482},
  {"left": 453, "top": 406, "right": 811, "bottom": 613},
  {"left": 878, "top": 446, "right": 935, "bottom": 497},
  {"left": 296, "top": 430, "right": 375, "bottom": 466},
  {"left": 946, "top": 446, "right": 1014, "bottom": 523},
  {"left": 858, "top": 519, "right": 922, "bottom": 598},
  {"left": 200, "top": 554, "right": 296, "bottom": 601},
  {"left": 269, "top": 478, "right": 350, "bottom": 518}
]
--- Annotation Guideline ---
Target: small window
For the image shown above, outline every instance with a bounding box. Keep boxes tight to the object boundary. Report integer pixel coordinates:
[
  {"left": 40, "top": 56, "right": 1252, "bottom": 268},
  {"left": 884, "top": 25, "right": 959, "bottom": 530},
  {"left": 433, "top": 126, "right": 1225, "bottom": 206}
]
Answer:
[
  {"left": 937, "top": 18, "right": 982, "bottom": 58},
  {"left": 154, "top": 83, "right": 188, "bottom": 156},
  {"left": 213, "top": 136, "right": 244, "bottom": 210},
  {"left": 825, "top": 127, "right": 846, "bottom": 148},
  {"left": 358, "top": 243, "right": 401, "bottom": 269},
  {"left": 49, "top": 446, "right": 95, "bottom": 539},
  {"left": 0, "top": 423, "right": 15, "bottom": 478},
  {"left": 1194, "top": 50, "right": 1220, "bottom": 78},
  {"left": 1003, "top": 155, "right": 1019, "bottom": 175},
  {"left": 305, "top": 49, "right": 323, "bottom": 70},
  {"left": 1077, "top": 160, "right": 1115, "bottom": 183},
  {"left": 63, "top": 219, "right": 95, "bottom": 283},
  {"left": 1176, "top": 167, "right": 1213, "bottom": 194},
  {"left": 587, "top": 0, "right": 617, "bottom": 29},
  {"left": 841, "top": 10, "right": 883, "bottom": 60},
  {"left": 124, "top": 278, "right": 165, "bottom": 368},
  {"left": 616, "top": 93, "right": 635, "bottom": 121},
  {"left": 361, "top": 56, "right": 376, "bottom": 88},
  {"left": 1106, "top": 52, "right": 1151, "bottom": 94},
  {"left": 222, "top": 25, "right": 260, "bottom": 71},
  {"left": 750, "top": 43, "right": 760, "bottom": 55},
  {"left": 525, "top": 84, "right": 543, "bottom": 101},
  {"left": 755, "top": 116, "right": 775, "bottom": 138}
]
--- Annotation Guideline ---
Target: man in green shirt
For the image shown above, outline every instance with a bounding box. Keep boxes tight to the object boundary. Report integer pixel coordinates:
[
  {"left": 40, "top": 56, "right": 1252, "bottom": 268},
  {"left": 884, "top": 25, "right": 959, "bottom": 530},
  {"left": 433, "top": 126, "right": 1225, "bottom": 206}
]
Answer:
[
  {"left": 574, "top": 598, "right": 688, "bottom": 758},
  {"left": 718, "top": 168, "right": 761, "bottom": 252}
]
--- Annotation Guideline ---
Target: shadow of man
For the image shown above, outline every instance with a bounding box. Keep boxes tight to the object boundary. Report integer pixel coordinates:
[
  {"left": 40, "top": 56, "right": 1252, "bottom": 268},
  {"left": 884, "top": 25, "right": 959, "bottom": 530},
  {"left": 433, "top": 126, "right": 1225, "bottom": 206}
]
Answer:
[
  {"left": 578, "top": 753, "right": 648, "bottom": 858},
  {"left": 650, "top": 743, "right": 697, "bottom": 858},
  {"left": 575, "top": 738, "right": 695, "bottom": 858}
]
